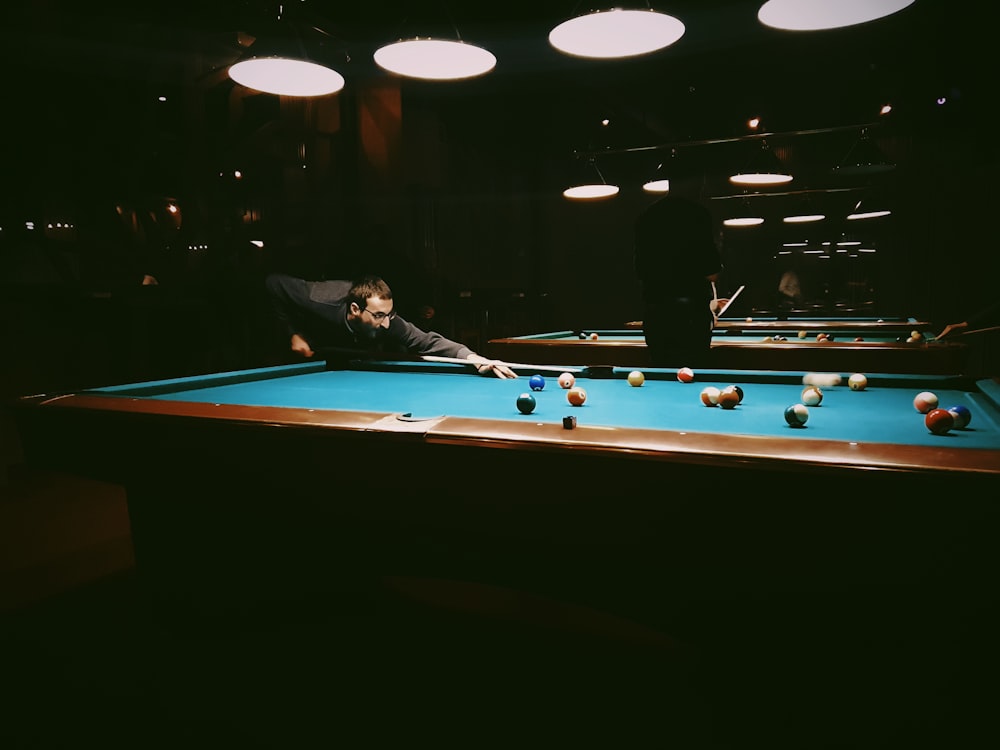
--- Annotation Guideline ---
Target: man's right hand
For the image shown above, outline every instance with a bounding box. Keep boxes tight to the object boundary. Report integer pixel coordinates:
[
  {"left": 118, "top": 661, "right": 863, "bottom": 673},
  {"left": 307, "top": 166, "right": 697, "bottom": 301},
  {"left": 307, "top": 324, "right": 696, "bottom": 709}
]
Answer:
[{"left": 291, "top": 333, "right": 314, "bottom": 358}]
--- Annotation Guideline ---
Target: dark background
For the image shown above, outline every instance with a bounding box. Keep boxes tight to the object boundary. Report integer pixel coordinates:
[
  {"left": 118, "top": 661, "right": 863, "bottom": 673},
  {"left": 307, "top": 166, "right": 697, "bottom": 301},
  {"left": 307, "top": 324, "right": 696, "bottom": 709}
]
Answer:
[{"left": 0, "top": 0, "right": 992, "bottom": 395}]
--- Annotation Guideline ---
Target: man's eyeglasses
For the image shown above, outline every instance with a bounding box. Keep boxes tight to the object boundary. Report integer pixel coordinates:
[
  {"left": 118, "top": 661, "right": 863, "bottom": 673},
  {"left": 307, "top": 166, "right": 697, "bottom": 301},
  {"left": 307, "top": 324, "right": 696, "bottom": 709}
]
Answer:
[{"left": 362, "top": 306, "right": 396, "bottom": 322}]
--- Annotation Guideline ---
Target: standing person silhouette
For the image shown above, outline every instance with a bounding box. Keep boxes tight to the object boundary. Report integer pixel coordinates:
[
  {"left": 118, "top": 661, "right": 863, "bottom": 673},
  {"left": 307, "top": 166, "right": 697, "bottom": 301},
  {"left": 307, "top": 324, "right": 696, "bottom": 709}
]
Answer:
[{"left": 634, "top": 183, "right": 724, "bottom": 368}]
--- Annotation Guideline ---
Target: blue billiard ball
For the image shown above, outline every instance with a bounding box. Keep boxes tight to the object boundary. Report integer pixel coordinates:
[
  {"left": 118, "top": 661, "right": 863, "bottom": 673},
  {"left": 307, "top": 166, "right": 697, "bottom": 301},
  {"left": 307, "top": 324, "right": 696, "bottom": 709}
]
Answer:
[
  {"left": 529, "top": 374, "right": 546, "bottom": 391},
  {"left": 948, "top": 404, "right": 972, "bottom": 429},
  {"left": 516, "top": 393, "right": 536, "bottom": 414}
]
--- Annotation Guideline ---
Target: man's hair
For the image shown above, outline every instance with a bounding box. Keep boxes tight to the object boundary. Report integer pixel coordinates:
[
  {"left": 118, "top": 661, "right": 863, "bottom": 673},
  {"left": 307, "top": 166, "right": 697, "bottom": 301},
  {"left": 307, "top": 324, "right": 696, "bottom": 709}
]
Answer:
[{"left": 348, "top": 275, "right": 393, "bottom": 307}]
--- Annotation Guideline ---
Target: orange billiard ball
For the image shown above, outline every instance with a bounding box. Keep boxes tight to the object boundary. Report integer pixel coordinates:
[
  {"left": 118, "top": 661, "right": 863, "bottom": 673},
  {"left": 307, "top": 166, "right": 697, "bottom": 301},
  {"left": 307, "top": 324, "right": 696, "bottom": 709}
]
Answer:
[
  {"left": 567, "top": 387, "right": 587, "bottom": 406},
  {"left": 677, "top": 367, "right": 695, "bottom": 383},
  {"left": 589, "top": 333, "right": 599, "bottom": 340},
  {"left": 717, "top": 388, "right": 740, "bottom": 409}
]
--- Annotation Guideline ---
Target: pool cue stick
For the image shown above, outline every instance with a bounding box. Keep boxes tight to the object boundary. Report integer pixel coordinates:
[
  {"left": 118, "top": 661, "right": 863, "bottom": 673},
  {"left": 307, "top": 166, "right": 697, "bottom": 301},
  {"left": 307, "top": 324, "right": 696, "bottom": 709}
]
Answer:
[
  {"left": 420, "top": 355, "right": 584, "bottom": 373},
  {"left": 958, "top": 325, "right": 1000, "bottom": 337},
  {"left": 716, "top": 285, "right": 745, "bottom": 318}
]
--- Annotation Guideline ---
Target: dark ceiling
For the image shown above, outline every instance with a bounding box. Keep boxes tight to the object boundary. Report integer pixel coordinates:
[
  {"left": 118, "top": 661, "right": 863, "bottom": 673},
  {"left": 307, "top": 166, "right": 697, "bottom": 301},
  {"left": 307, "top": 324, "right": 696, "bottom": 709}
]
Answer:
[{"left": 1, "top": 1, "right": 986, "bottom": 206}]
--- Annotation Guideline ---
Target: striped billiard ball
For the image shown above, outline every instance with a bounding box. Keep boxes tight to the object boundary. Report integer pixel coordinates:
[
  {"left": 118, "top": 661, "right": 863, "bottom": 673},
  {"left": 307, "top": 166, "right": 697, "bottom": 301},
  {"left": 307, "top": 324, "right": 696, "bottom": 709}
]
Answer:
[
  {"left": 913, "top": 391, "right": 939, "bottom": 414},
  {"left": 784, "top": 403, "right": 809, "bottom": 427},
  {"left": 948, "top": 404, "right": 972, "bottom": 429}
]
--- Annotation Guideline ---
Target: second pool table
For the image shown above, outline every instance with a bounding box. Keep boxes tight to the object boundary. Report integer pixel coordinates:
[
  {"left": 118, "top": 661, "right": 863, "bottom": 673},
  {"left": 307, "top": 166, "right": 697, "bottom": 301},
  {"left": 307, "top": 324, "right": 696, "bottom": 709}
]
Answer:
[{"left": 489, "top": 326, "right": 968, "bottom": 374}]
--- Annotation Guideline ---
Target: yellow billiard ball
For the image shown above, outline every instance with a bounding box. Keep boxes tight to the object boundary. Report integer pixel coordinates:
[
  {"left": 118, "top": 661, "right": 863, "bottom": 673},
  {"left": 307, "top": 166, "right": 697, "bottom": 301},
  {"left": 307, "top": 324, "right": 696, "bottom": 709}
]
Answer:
[{"left": 627, "top": 370, "right": 645, "bottom": 387}]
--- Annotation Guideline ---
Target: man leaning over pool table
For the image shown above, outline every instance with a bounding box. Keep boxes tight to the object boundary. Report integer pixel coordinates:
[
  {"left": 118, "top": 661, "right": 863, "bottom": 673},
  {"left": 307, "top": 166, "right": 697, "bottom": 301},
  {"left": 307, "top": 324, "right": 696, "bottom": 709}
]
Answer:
[{"left": 265, "top": 273, "right": 517, "bottom": 379}]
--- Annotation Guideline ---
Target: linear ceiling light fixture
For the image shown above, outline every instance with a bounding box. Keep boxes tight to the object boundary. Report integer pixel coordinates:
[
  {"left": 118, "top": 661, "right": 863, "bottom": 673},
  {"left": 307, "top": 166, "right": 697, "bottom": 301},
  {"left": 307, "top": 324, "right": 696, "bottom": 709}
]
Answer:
[
  {"left": 229, "top": 8, "right": 345, "bottom": 96},
  {"left": 757, "top": 0, "right": 916, "bottom": 31},
  {"left": 549, "top": 6, "right": 686, "bottom": 59}
]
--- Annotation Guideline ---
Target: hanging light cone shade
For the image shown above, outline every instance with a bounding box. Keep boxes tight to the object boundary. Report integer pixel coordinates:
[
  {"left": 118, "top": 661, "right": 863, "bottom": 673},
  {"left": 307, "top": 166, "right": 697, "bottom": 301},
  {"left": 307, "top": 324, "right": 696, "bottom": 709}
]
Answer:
[
  {"left": 758, "top": 0, "right": 916, "bottom": 31},
  {"left": 830, "top": 129, "right": 895, "bottom": 176},
  {"left": 846, "top": 198, "right": 891, "bottom": 220},
  {"left": 729, "top": 141, "right": 793, "bottom": 186},
  {"left": 563, "top": 159, "right": 619, "bottom": 200},
  {"left": 230, "top": 55, "right": 345, "bottom": 96},
  {"left": 549, "top": 8, "right": 686, "bottom": 59},
  {"left": 642, "top": 155, "right": 674, "bottom": 193},
  {"left": 374, "top": 38, "right": 496, "bottom": 80}
]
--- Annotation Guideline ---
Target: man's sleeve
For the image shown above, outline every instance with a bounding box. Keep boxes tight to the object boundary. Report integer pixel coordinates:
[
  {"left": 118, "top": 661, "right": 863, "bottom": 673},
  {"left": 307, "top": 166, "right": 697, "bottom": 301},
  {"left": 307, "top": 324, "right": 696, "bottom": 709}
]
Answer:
[{"left": 391, "top": 318, "right": 473, "bottom": 360}]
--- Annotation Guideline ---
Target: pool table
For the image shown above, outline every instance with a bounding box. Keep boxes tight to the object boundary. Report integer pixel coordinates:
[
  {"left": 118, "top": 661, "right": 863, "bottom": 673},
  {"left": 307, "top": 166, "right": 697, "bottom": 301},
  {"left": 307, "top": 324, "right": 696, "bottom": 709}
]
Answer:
[
  {"left": 12, "top": 359, "right": 999, "bottom": 633},
  {"left": 626, "top": 315, "right": 933, "bottom": 334},
  {"left": 489, "top": 326, "right": 968, "bottom": 374}
]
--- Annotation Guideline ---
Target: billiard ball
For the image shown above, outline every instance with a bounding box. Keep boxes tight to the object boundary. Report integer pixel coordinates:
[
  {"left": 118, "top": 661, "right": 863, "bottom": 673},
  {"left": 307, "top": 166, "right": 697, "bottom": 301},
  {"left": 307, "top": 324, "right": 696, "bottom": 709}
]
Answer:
[
  {"left": 825, "top": 335, "right": 835, "bottom": 342},
  {"left": 925, "top": 408, "right": 954, "bottom": 435},
  {"left": 854, "top": 337, "right": 865, "bottom": 342},
  {"left": 567, "top": 387, "right": 587, "bottom": 406},
  {"left": 516, "top": 393, "right": 536, "bottom": 414},
  {"left": 803, "top": 373, "right": 841, "bottom": 388},
  {"left": 578, "top": 331, "right": 588, "bottom": 339},
  {"left": 677, "top": 367, "right": 695, "bottom": 383},
  {"left": 798, "top": 330, "right": 808, "bottom": 339},
  {"left": 717, "top": 388, "right": 740, "bottom": 409},
  {"left": 722, "top": 384, "right": 744, "bottom": 403},
  {"left": 700, "top": 386, "right": 721, "bottom": 406},
  {"left": 948, "top": 404, "right": 972, "bottom": 429},
  {"left": 746, "top": 317, "right": 753, "bottom": 322},
  {"left": 910, "top": 330, "right": 923, "bottom": 342},
  {"left": 627, "top": 370, "right": 645, "bottom": 387},
  {"left": 914, "top": 391, "right": 939, "bottom": 414},
  {"left": 816, "top": 333, "right": 827, "bottom": 341},
  {"left": 784, "top": 403, "right": 809, "bottom": 427},
  {"left": 528, "top": 374, "right": 546, "bottom": 391},
  {"left": 801, "top": 386, "right": 823, "bottom": 406},
  {"left": 589, "top": 333, "right": 599, "bottom": 341},
  {"left": 558, "top": 372, "right": 575, "bottom": 389},
  {"left": 848, "top": 373, "right": 868, "bottom": 391}
]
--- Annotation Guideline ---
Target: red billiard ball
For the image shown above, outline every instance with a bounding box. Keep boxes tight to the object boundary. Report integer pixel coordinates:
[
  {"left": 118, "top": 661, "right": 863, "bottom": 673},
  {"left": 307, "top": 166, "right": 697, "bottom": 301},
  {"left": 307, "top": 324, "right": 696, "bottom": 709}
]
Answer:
[
  {"left": 677, "top": 367, "right": 695, "bottom": 383},
  {"left": 567, "top": 387, "right": 587, "bottom": 406},
  {"left": 925, "top": 408, "right": 954, "bottom": 435},
  {"left": 589, "top": 333, "right": 599, "bottom": 340},
  {"left": 700, "top": 386, "right": 720, "bottom": 406}
]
